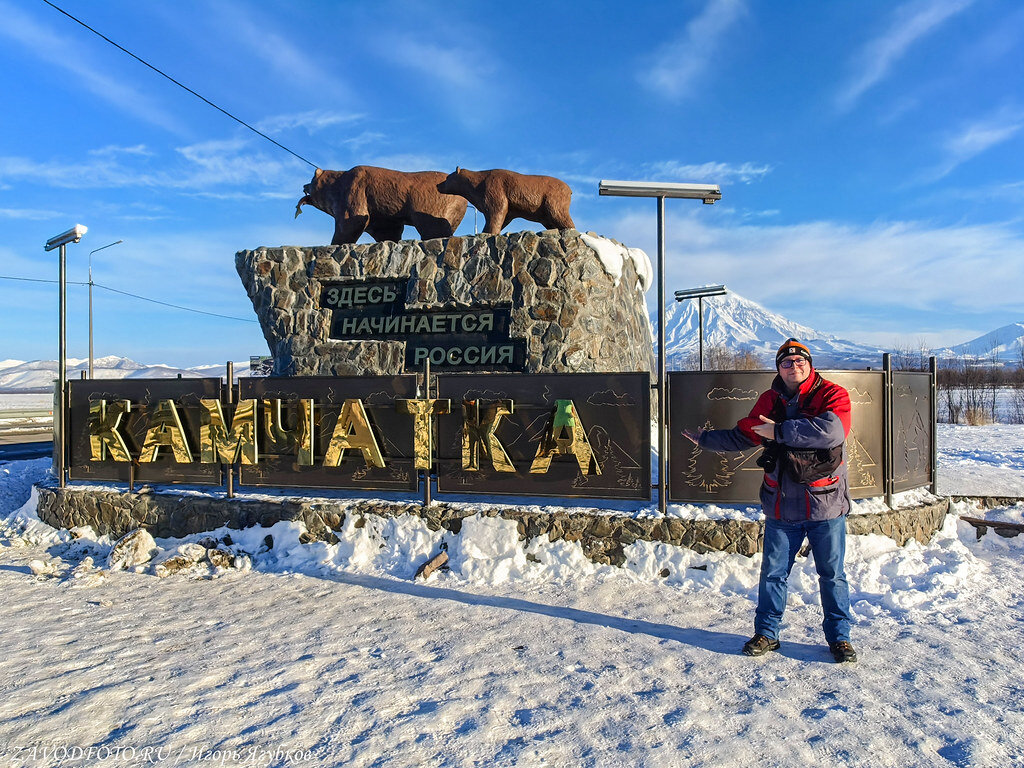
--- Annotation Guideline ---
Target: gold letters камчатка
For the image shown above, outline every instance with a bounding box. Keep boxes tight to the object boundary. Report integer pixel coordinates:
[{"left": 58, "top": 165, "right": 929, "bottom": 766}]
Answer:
[{"left": 86, "top": 396, "right": 598, "bottom": 475}]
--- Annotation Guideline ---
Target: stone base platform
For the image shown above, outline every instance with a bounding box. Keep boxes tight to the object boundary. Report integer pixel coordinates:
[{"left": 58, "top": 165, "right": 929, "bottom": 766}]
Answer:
[{"left": 37, "top": 484, "right": 950, "bottom": 566}]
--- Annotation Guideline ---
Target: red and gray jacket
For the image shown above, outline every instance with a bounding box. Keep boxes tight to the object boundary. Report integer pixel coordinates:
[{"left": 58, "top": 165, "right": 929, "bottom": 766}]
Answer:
[{"left": 697, "top": 369, "right": 852, "bottom": 522}]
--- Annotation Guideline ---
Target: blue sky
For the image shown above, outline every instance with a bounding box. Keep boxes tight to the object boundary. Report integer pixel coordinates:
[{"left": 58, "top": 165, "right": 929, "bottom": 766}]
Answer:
[{"left": 1, "top": 0, "right": 1022, "bottom": 367}]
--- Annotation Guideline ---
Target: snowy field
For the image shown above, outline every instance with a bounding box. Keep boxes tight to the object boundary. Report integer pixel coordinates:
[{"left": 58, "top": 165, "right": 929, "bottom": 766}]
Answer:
[{"left": 0, "top": 427, "right": 1022, "bottom": 767}]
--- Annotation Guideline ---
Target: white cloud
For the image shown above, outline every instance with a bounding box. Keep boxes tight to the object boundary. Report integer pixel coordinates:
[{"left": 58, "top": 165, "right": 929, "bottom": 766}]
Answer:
[
  {"left": 88, "top": 145, "right": 154, "bottom": 158},
  {"left": 646, "top": 160, "right": 772, "bottom": 184},
  {"left": 0, "top": 1, "right": 184, "bottom": 132},
  {"left": 364, "top": 153, "right": 453, "bottom": 173},
  {"left": 638, "top": 0, "right": 745, "bottom": 100},
  {"left": 256, "top": 111, "right": 364, "bottom": 136},
  {"left": 0, "top": 208, "right": 60, "bottom": 221},
  {"left": 835, "top": 327, "right": 986, "bottom": 348},
  {"left": 0, "top": 139, "right": 308, "bottom": 193},
  {"left": 931, "top": 111, "right": 1024, "bottom": 179},
  {"left": 836, "top": 0, "right": 975, "bottom": 112},
  {"left": 597, "top": 208, "right": 1024, "bottom": 327}
]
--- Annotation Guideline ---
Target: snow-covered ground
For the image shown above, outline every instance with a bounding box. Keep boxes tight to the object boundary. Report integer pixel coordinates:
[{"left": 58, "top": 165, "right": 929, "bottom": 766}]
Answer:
[
  {"left": 935, "top": 423, "right": 1024, "bottom": 498},
  {"left": 0, "top": 427, "right": 1022, "bottom": 767}
]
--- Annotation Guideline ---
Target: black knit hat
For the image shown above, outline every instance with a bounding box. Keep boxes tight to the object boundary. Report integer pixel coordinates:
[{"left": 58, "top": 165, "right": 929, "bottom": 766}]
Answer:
[{"left": 776, "top": 338, "right": 812, "bottom": 368}]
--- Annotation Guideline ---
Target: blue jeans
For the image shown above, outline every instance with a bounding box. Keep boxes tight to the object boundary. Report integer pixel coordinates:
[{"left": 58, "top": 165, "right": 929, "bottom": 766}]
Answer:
[{"left": 755, "top": 516, "right": 852, "bottom": 644}]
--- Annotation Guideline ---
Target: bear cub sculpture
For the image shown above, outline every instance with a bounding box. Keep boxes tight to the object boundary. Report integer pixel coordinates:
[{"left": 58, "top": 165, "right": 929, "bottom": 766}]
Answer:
[
  {"left": 437, "top": 167, "right": 575, "bottom": 235},
  {"left": 296, "top": 166, "right": 467, "bottom": 245}
]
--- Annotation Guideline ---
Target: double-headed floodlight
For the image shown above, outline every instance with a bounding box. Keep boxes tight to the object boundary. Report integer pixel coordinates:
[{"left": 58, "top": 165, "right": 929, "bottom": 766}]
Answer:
[
  {"left": 44, "top": 224, "right": 88, "bottom": 252},
  {"left": 87, "top": 240, "right": 123, "bottom": 378},
  {"left": 599, "top": 180, "right": 721, "bottom": 204},
  {"left": 674, "top": 284, "right": 727, "bottom": 301},
  {"left": 598, "top": 179, "right": 722, "bottom": 515},
  {"left": 45, "top": 224, "right": 88, "bottom": 488},
  {"left": 674, "top": 285, "right": 728, "bottom": 371}
]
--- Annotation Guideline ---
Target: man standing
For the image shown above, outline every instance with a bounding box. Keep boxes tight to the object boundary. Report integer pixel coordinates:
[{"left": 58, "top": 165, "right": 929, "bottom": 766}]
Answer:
[{"left": 683, "top": 339, "right": 857, "bottom": 663}]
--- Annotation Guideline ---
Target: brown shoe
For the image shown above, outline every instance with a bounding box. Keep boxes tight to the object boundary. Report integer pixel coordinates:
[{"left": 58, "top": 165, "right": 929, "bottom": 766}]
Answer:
[
  {"left": 742, "top": 634, "right": 781, "bottom": 656},
  {"left": 829, "top": 641, "right": 858, "bottom": 663}
]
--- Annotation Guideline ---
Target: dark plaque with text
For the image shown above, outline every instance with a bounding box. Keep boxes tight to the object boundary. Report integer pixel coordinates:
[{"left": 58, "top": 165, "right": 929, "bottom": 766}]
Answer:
[{"left": 436, "top": 372, "right": 651, "bottom": 500}]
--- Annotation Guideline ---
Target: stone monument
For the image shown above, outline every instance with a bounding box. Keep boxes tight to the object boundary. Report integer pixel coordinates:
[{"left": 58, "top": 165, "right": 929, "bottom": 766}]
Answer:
[{"left": 236, "top": 229, "right": 654, "bottom": 378}]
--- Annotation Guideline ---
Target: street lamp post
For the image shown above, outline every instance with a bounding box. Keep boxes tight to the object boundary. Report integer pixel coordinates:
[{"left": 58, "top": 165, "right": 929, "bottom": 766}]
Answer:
[
  {"left": 598, "top": 180, "right": 721, "bottom": 515},
  {"left": 45, "top": 224, "right": 88, "bottom": 487},
  {"left": 674, "top": 285, "right": 727, "bottom": 371},
  {"left": 87, "top": 240, "right": 123, "bottom": 378}
]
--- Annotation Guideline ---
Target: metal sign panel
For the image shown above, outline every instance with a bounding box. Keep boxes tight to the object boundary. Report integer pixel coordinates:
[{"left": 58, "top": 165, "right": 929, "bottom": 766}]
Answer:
[
  {"left": 323, "top": 277, "right": 527, "bottom": 371},
  {"left": 667, "top": 371, "right": 885, "bottom": 503},
  {"left": 891, "top": 371, "right": 933, "bottom": 493},
  {"left": 67, "top": 378, "right": 223, "bottom": 485},
  {"left": 436, "top": 373, "right": 651, "bottom": 500},
  {"left": 238, "top": 376, "right": 419, "bottom": 491},
  {"left": 827, "top": 371, "right": 886, "bottom": 499}
]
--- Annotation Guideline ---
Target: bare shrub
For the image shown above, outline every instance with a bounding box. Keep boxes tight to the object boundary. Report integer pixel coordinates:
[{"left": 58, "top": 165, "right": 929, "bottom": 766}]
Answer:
[
  {"left": 684, "top": 346, "right": 766, "bottom": 371},
  {"left": 891, "top": 339, "right": 930, "bottom": 371},
  {"left": 965, "top": 407, "right": 993, "bottom": 426}
]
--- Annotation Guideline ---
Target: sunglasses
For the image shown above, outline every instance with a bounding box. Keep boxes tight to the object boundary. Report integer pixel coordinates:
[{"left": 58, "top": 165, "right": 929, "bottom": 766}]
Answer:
[{"left": 779, "top": 358, "right": 809, "bottom": 369}]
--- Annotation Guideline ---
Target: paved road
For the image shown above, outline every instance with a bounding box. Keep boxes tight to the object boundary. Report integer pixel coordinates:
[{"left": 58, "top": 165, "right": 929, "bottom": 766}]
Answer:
[
  {"left": 0, "top": 439, "right": 52, "bottom": 462},
  {"left": 0, "top": 430, "right": 51, "bottom": 445}
]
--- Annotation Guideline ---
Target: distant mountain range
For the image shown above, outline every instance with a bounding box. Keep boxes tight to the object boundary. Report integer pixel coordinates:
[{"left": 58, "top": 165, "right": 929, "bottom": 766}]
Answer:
[
  {"left": 2, "top": 298, "right": 1020, "bottom": 390},
  {"left": 656, "top": 290, "right": 1024, "bottom": 370},
  {"left": 0, "top": 356, "right": 255, "bottom": 393}
]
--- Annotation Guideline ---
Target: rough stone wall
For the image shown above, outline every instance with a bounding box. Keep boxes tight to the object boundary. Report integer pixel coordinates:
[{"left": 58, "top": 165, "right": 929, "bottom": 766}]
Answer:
[
  {"left": 235, "top": 230, "right": 654, "bottom": 376},
  {"left": 37, "top": 485, "right": 950, "bottom": 566}
]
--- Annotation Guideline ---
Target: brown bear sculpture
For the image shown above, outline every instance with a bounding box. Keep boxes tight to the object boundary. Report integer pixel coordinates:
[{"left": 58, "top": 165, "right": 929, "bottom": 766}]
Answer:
[
  {"left": 295, "top": 166, "right": 468, "bottom": 244},
  {"left": 437, "top": 167, "right": 575, "bottom": 235}
]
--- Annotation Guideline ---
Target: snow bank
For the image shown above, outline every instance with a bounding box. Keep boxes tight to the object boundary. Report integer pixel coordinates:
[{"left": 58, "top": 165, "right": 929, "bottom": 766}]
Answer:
[
  {"left": 0, "top": 481, "right": 994, "bottom": 626},
  {"left": 1, "top": 443, "right": 1016, "bottom": 623},
  {"left": 580, "top": 233, "right": 652, "bottom": 291}
]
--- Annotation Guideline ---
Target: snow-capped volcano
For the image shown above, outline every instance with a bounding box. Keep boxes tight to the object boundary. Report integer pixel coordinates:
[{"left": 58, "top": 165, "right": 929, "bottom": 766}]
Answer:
[
  {"left": 934, "top": 322, "right": 1024, "bottom": 364},
  {"left": 656, "top": 290, "right": 885, "bottom": 369}
]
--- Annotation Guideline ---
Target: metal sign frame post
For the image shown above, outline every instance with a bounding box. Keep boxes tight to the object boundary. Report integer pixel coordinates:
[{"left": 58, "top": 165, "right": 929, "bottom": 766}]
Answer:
[
  {"left": 598, "top": 181, "right": 721, "bottom": 514},
  {"left": 45, "top": 225, "right": 88, "bottom": 488},
  {"left": 58, "top": 243, "right": 66, "bottom": 486}
]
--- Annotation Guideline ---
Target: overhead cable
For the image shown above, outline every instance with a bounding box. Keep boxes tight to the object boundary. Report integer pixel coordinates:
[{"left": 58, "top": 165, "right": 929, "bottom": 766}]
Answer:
[
  {"left": 0, "top": 274, "right": 258, "bottom": 323},
  {"left": 40, "top": 0, "right": 320, "bottom": 170},
  {"left": 92, "top": 282, "right": 258, "bottom": 323}
]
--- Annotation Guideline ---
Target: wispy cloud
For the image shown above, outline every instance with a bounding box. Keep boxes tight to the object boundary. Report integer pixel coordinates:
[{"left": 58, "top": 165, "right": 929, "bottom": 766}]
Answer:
[
  {"left": 373, "top": 35, "right": 498, "bottom": 126},
  {"left": 942, "top": 113, "right": 1022, "bottom": 169},
  {"left": 364, "top": 153, "right": 453, "bottom": 173},
  {"left": 0, "top": 138, "right": 307, "bottom": 193},
  {"left": 88, "top": 145, "right": 154, "bottom": 158},
  {"left": 0, "top": 208, "right": 61, "bottom": 221},
  {"left": 646, "top": 160, "right": 772, "bottom": 184},
  {"left": 256, "top": 111, "right": 364, "bottom": 136},
  {"left": 836, "top": 0, "right": 975, "bottom": 113},
  {"left": 0, "top": 1, "right": 185, "bottom": 132},
  {"left": 209, "top": 0, "right": 355, "bottom": 105},
  {"left": 638, "top": 0, "right": 745, "bottom": 100},
  {"left": 363, "top": 8, "right": 501, "bottom": 129},
  {"left": 913, "top": 108, "right": 1024, "bottom": 183}
]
